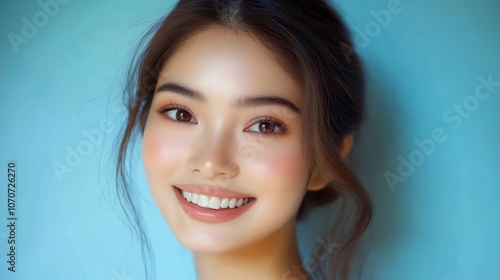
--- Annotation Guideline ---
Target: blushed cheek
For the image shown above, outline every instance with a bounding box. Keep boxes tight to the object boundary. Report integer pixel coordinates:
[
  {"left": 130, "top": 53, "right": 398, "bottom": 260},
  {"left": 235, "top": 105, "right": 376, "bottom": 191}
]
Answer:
[
  {"left": 142, "top": 122, "right": 187, "bottom": 180},
  {"left": 248, "top": 140, "right": 308, "bottom": 192},
  {"left": 143, "top": 128, "right": 166, "bottom": 171},
  {"left": 142, "top": 122, "right": 191, "bottom": 217}
]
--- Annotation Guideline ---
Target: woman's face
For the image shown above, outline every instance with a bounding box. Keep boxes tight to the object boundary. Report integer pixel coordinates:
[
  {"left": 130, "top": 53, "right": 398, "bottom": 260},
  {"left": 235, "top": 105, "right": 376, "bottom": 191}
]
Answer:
[{"left": 142, "top": 27, "right": 317, "bottom": 253}]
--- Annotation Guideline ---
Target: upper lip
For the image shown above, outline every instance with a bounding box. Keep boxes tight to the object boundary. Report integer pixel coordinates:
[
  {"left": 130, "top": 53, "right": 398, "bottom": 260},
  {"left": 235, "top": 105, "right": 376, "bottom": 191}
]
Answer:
[{"left": 174, "top": 184, "right": 254, "bottom": 199}]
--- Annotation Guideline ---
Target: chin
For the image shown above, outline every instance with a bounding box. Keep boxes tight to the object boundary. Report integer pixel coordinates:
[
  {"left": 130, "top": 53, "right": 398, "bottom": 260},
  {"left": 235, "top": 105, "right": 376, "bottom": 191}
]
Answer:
[{"left": 172, "top": 226, "right": 255, "bottom": 254}]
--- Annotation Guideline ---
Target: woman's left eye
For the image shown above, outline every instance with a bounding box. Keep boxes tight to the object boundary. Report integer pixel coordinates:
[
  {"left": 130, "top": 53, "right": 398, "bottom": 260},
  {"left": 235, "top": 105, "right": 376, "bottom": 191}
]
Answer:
[{"left": 246, "top": 117, "right": 288, "bottom": 137}]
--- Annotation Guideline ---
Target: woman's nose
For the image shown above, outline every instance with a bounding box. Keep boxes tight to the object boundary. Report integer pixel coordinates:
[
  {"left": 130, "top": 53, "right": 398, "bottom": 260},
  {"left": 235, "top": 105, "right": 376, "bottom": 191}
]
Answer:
[{"left": 186, "top": 131, "right": 239, "bottom": 183}]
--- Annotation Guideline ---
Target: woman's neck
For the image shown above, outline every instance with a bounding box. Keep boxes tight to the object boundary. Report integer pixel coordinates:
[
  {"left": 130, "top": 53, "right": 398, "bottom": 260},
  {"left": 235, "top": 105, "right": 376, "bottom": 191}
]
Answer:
[{"left": 193, "top": 217, "right": 310, "bottom": 280}]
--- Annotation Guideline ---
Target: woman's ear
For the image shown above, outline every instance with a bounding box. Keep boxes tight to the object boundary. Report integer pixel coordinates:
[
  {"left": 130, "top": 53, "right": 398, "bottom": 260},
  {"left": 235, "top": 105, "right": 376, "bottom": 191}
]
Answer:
[
  {"left": 340, "top": 133, "right": 354, "bottom": 160},
  {"left": 307, "top": 133, "right": 354, "bottom": 191}
]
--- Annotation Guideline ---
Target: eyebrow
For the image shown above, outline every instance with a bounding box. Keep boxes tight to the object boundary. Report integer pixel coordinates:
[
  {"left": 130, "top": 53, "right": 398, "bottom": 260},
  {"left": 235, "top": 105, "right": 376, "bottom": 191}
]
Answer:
[{"left": 155, "top": 82, "right": 301, "bottom": 115}]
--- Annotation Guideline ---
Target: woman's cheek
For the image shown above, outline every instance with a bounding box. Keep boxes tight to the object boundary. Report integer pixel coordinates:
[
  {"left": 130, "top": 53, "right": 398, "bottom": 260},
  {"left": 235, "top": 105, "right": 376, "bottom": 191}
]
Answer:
[
  {"left": 249, "top": 138, "right": 307, "bottom": 191},
  {"left": 142, "top": 122, "right": 188, "bottom": 178}
]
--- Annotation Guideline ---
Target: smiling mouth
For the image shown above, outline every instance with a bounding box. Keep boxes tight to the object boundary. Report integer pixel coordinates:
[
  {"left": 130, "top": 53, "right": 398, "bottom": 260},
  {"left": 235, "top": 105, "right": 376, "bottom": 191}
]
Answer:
[{"left": 174, "top": 187, "right": 255, "bottom": 210}]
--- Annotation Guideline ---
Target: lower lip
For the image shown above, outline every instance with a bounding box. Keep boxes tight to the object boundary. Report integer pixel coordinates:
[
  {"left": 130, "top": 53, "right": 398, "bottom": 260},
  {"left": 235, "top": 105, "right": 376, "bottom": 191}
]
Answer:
[{"left": 173, "top": 186, "right": 255, "bottom": 223}]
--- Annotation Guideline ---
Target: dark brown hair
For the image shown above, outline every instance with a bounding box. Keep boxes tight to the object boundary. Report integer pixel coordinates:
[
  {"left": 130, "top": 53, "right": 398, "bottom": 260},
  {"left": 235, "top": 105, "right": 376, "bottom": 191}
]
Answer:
[{"left": 115, "top": 0, "right": 372, "bottom": 279}]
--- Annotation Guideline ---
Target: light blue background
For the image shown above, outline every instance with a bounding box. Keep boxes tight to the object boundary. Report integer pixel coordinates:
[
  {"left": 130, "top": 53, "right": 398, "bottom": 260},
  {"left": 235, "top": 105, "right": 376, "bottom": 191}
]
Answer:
[{"left": 1, "top": 0, "right": 499, "bottom": 279}]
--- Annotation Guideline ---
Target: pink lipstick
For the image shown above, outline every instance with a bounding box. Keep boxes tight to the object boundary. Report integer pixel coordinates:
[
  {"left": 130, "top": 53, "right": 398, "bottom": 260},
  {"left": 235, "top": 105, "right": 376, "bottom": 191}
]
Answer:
[{"left": 173, "top": 185, "right": 256, "bottom": 223}]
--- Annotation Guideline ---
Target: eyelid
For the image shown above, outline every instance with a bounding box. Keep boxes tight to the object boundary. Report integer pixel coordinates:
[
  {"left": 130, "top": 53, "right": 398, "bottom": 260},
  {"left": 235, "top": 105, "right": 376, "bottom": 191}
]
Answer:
[
  {"left": 155, "top": 103, "right": 198, "bottom": 124},
  {"left": 245, "top": 116, "right": 289, "bottom": 137}
]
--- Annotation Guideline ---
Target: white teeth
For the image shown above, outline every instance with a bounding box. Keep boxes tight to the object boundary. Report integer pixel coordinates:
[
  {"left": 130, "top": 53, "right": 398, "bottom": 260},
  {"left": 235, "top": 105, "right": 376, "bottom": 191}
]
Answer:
[
  {"left": 236, "top": 198, "right": 243, "bottom": 207},
  {"left": 191, "top": 193, "right": 199, "bottom": 204},
  {"left": 228, "top": 198, "right": 236, "bottom": 208},
  {"left": 208, "top": 197, "right": 221, "bottom": 209},
  {"left": 183, "top": 192, "right": 192, "bottom": 202},
  {"left": 197, "top": 195, "right": 209, "bottom": 207},
  {"left": 220, "top": 198, "right": 229, "bottom": 208},
  {"left": 181, "top": 190, "right": 251, "bottom": 210}
]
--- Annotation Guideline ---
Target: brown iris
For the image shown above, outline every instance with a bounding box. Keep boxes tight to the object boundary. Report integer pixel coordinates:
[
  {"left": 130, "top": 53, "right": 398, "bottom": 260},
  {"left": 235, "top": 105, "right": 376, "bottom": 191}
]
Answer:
[
  {"left": 176, "top": 110, "right": 192, "bottom": 122},
  {"left": 259, "top": 122, "right": 275, "bottom": 133}
]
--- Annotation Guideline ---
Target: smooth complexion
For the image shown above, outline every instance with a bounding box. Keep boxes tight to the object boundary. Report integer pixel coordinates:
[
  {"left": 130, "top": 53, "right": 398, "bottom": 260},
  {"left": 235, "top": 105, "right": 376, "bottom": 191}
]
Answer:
[{"left": 142, "top": 27, "right": 352, "bottom": 280}]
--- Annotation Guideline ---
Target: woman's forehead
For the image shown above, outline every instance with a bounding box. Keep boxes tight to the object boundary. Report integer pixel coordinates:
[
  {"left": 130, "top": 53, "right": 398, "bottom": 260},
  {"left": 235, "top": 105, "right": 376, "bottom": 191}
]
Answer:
[{"left": 156, "top": 28, "right": 302, "bottom": 106}]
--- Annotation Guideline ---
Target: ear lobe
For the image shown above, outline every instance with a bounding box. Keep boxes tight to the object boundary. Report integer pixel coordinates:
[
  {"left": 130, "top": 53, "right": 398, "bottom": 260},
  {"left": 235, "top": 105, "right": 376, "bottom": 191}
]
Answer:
[
  {"left": 306, "top": 133, "right": 355, "bottom": 192},
  {"left": 340, "top": 133, "right": 354, "bottom": 160},
  {"left": 306, "top": 168, "right": 328, "bottom": 191},
  {"left": 307, "top": 181, "right": 325, "bottom": 191}
]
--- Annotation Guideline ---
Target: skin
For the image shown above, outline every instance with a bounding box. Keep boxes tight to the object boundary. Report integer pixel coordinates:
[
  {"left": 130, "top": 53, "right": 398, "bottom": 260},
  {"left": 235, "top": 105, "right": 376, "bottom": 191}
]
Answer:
[{"left": 142, "top": 27, "right": 353, "bottom": 280}]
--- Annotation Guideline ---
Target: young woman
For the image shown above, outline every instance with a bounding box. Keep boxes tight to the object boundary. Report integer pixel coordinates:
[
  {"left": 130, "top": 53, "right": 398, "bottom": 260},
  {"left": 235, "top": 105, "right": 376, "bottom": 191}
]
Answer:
[{"left": 115, "top": 0, "right": 372, "bottom": 279}]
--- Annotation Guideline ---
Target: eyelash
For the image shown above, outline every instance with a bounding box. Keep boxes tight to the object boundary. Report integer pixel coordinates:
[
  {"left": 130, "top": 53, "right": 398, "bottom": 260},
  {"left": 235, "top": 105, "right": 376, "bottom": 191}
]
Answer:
[
  {"left": 154, "top": 103, "right": 289, "bottom": 138},
  {"left": 246, "top": 116, "right": 289, "bottom": 139},
  {"left": 155, "top": 104, "right": 196, "bottom": 125}
]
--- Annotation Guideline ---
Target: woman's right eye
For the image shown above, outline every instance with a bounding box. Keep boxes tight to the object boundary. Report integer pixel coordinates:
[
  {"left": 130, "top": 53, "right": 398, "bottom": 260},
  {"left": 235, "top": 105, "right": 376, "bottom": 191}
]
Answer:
[
  {"left": 166, "top": 109, "right": 195, "bottom": 123},
  {"left": 156, "top": 105, "right": 197, "bottom": 124}
]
